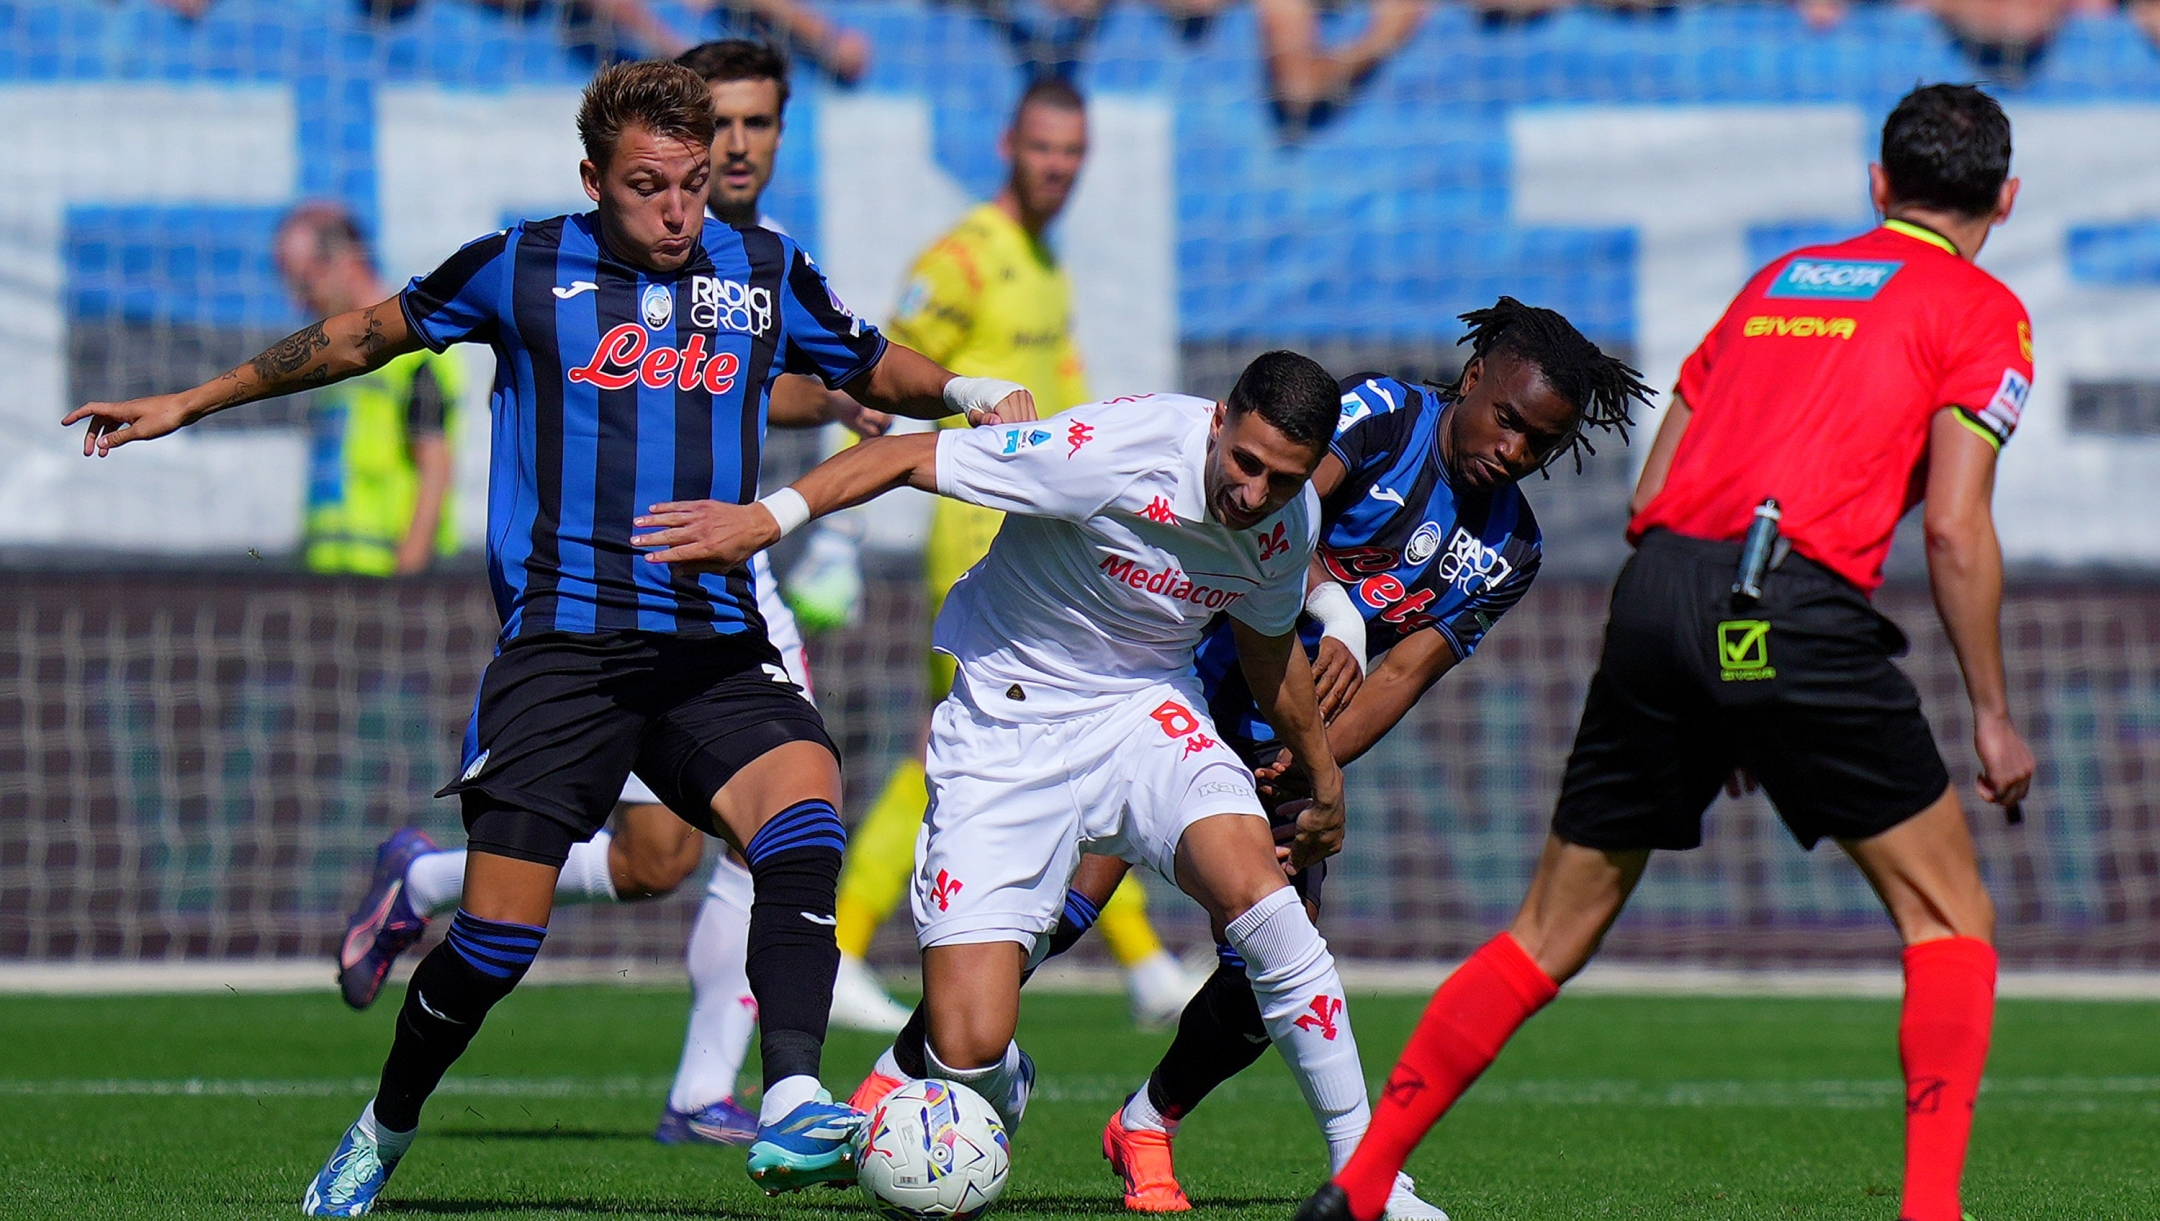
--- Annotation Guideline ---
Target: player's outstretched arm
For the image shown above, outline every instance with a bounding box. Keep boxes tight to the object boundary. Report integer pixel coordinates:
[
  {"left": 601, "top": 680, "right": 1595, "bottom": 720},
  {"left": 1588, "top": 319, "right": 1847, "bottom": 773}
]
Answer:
[
  {"left": 1923, "top": 409, "right": 2035, "bottom": 809},
  {"left": 1231, "top": 618, "right": 1345, "bottom": 871},
  {"left": 843, "top": 343, "right": 1038, "bottom": 424},
  {"left": 632, "top": 432, "right": 943, "bottom": 571},
  {"left": 64, "top": 297, "right": 420, "bottom": 456}
]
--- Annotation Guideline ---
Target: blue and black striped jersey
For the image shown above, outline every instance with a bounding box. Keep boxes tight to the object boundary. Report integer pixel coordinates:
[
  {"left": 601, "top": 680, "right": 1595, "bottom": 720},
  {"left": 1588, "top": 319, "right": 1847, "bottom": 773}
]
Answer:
[
  {"left": 1195, "top": 375, "right": 1542, "bottom": 753},
  {"left": 400, "top": 212, "right": 885, "bottom": 641}
]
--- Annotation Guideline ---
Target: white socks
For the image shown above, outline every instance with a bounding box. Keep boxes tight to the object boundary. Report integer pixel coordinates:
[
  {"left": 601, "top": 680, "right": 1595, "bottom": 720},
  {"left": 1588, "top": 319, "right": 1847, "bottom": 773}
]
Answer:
[
  {"left": 1120, "top": 1085, "right": 1176, "bottom": 1136},
  {"left": 667, "top": 859, "right": 757, "bottom": 1113},
  {"left": 556, "top": 832, "right": 620, "bottom": 904},
  {"left": 925, "top": 1039, "right": 1031, "bottom": 1134},
  {"left": 873, "top": 1044, "right": 914, "bottom": 1084},
  {"left": 1224, "top": 886, "right": 1370, "bottom": 1172},
  {"left": 403, "top": 849, "right": 466, "bottom": 919},
  {"left": 759, "top": 1074, "right": 823, "bottom": 1126},
  {"left": 403, "top": 833, "right": 619, "bottom": 920},
  {"left": 355, "top": 1100, "right": 417, "bottom": 1157}
]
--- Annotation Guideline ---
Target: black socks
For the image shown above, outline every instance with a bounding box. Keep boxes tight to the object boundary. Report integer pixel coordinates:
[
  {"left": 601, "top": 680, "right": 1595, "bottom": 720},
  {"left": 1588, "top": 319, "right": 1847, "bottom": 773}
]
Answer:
[
  {"left": 1146, "top": 948, "right": 1270, "bottom": 1120},
  {"left": 373, "top": 910, "right": 546, "bottom": 1132},
  {"left": 742, "top": 799, "right": 847, "bottom": 1085}
]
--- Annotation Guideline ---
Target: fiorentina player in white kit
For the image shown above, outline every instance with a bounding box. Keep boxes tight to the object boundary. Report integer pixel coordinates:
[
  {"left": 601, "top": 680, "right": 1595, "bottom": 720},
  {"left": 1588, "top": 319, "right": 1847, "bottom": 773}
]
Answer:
[{"left": 632, "top": 352, "right": 1378, "bottom": 1181}]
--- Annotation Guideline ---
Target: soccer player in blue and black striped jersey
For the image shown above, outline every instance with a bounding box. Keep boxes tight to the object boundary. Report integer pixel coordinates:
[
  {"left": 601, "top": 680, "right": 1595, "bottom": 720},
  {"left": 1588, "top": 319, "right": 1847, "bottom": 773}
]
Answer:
[{"left": 67, "top": 59, "right": 1034, "bottom": 1218}]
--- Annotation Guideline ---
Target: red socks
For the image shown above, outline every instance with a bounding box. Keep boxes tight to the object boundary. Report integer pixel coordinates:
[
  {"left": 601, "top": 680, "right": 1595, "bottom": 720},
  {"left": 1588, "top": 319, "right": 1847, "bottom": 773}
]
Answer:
[
  {"left": 1333, "top": 934, "right": 1558, "bottom": 1220},
  {"left": 1898, "top": 936, "right": 1997, "bottom": 1221}
]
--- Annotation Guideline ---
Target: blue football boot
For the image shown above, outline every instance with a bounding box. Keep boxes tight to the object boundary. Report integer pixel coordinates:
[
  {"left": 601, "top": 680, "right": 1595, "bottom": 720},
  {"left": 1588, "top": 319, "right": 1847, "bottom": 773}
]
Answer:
[
  {"left": 301, "top": 1117, "right": 404, "bottom": 1217},
  {"left": 745, "top": 1090, "right": 865, "bottom": 1193},
  {"left": 338, "top": 828, "right": 437, "bottom": 1010},
  {"left": 655, "top": 1097, "right": 760, "bottom": 1146}
]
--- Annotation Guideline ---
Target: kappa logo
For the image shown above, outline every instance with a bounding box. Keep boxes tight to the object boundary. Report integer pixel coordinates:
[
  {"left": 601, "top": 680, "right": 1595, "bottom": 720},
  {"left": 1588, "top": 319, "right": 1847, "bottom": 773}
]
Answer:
[
  {"left": 1140, "top": 496, "right": 1178, "bottom": 525},
  {"left": 1292, "top": 995, "right": 1343, "bottom": 1041},
  {"left": 1067, "top": 420, "right": 1095, "bottom": 457},
  {"left": 688, "top": 276, "right": 773, "bottom": 335},
  {"left": 1435, "top": 526, "right": 1513, "bottom": 596},
  {"left": 640, "top": 283, "right": 673, "bottom": 329},
  {"left": 1256, "top": 521, "right": 1291, "bottom": 562},
  {"left": 931, "top": 869, "right": 964, "bottom": 912},
  {"left": 1180, "top": 732, "right": 1219, "bottom": 758},
  {"left": 1717, "top": 619, "right": 1775, "bottom": 681},
  {"left": 1765, "top": 258, "right": 1902, "bottom": 301}
]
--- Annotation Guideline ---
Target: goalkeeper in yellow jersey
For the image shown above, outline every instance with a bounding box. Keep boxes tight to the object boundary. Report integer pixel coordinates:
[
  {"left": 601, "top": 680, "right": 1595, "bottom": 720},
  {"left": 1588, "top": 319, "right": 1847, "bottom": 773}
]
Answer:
[{"left": 820, "top": 77, "right": 1202, "bottom": 1030}]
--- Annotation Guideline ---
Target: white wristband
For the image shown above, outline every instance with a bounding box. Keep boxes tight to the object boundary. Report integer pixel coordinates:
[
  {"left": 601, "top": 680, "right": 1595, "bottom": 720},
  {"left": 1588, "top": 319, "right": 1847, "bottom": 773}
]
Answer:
[
  {"left": 757, "top": 487, "right": 812, "bottom": 538},
  {"left": 1304, "top": 581, "right": 1368, "bottom": 677},
  {"left": 943, "top": 375, "right": 1027, "bottom": 424}
]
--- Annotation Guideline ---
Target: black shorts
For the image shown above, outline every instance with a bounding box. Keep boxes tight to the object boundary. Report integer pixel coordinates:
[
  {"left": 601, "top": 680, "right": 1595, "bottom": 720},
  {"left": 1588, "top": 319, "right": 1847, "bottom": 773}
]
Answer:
[
  {"left": 1551, "top": 530, "right": 1951, "bottom": 852},
  {"left": 439, "top": 629, "right": 837, "bottom": 867}
]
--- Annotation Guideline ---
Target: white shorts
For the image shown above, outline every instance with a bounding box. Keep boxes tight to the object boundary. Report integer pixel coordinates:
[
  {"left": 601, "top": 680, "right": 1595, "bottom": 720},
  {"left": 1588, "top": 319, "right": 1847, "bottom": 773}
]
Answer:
[
  {"left": 911, "top": 678, "right": 1264, "bottom": 950},
  {"left": 615, "top": 552, "right": 809, "bottom": 812}
]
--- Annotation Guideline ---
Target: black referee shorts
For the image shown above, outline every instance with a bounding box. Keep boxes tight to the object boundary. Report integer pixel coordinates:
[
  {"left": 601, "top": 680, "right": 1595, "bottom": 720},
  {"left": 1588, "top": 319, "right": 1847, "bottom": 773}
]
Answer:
[
  {"left": 1552, "top": 530, "right": 1951, "bottom": 853},
  {"left": 438, "top": 629, "right": 837, "bottom": 867}
]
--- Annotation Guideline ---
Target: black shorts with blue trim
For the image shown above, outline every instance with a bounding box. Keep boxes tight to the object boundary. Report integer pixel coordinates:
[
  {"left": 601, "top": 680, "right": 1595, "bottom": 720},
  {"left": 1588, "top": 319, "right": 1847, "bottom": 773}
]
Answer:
[
  {"left": 1551, "top": 530, "right": 1951, "bottom": 853},
  {"left": 440, "top": 629, "right": 836, "bottom": 867}
]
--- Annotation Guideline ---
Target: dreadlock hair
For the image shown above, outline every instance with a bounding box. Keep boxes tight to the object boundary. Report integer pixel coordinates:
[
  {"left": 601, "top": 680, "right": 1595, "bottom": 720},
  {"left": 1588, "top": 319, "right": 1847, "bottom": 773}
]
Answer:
[{"left": 1439, "top": 296, "right": 1654, "bottom": 476}]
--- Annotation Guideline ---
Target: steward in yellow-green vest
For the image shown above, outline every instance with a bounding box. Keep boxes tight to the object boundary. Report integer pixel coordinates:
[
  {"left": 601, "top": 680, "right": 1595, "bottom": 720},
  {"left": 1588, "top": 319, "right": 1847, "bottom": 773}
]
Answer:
[{"left": 304, "top": 349, "right": 460, "bottom": 575}]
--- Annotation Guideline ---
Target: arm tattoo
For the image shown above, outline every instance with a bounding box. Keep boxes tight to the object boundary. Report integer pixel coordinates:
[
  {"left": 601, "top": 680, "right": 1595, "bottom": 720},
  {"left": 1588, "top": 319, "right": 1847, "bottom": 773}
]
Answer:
[
  {"left": 357, "top": 307, "right": 389, "bottom": 359},
  {"left": 250, "top": 322, "right": 332, "bottom": 385}
]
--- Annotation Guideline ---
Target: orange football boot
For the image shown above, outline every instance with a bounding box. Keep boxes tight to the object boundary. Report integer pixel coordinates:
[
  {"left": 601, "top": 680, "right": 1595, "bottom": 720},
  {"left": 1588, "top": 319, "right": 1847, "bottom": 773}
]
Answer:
[
  {"left": 1102, "top": 1107, "right": 1191, "bottom": 1212},
  {"left": 847, "top": 1067, "right": 907, "bottom": 1114}
]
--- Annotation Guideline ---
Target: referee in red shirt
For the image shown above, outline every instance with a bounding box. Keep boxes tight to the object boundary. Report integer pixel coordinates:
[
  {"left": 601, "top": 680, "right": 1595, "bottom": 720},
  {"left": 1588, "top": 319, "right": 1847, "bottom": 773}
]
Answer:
[{"left": 1305, "top": 84, "right": 2037, "bottom": 1221}]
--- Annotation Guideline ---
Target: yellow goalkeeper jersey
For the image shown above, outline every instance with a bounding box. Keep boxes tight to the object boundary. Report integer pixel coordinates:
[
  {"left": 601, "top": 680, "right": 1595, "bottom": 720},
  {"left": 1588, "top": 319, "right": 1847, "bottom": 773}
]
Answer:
[{"left": 886, "top": 202, "right": 1089, "bottom": 610}]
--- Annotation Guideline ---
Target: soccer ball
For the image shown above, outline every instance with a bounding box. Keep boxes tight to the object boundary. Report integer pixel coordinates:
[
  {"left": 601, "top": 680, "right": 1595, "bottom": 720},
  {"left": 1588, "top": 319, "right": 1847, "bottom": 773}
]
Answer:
[{"left": 855, "top": 1079, "right": 1011, "bottom": 1221}]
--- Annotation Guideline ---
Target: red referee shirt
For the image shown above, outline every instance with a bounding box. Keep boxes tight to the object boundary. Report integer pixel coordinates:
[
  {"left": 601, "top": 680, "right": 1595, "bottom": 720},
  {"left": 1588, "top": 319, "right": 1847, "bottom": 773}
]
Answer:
[{"left": 1631, "top": 220, "right": 2032, "bottom": 594}]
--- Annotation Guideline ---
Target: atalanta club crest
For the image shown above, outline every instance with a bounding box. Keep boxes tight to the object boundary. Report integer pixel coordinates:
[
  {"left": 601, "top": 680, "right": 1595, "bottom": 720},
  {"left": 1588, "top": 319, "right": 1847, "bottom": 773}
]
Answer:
[{"left": 641, "top": 283, "right": 673, "bottom": 330}]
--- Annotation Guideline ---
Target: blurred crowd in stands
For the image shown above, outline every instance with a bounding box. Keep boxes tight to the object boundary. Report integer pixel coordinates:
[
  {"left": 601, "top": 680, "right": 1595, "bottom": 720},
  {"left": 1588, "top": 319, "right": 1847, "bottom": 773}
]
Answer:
[{"left": 137, "top": 0, "right": 2160, "bottom": 123}]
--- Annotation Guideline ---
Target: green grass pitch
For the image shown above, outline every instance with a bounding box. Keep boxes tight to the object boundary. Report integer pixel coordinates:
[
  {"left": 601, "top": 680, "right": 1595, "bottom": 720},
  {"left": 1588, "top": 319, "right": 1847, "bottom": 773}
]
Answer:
[{"left": 3, "top": 985, "right": 2156, "bottom": 1219}]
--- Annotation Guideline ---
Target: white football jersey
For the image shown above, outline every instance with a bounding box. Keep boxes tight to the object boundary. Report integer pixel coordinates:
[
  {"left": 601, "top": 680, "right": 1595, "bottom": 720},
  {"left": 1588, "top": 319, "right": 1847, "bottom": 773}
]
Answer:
[{"left": 932, "top": 393, "right": 1319, "bottom": 721}]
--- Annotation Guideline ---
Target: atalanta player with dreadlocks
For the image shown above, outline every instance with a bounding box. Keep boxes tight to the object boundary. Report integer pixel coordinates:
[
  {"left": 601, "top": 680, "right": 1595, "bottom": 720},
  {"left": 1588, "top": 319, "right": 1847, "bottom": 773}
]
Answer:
[{"left": 843, "top": 297, "right": 1649, "bottom": 1219}]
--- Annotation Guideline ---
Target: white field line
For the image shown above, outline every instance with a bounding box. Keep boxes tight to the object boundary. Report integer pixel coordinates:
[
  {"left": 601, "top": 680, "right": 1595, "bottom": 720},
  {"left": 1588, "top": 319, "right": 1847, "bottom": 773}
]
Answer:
[
  {"left": 7, "top": 1074, "right": 2160, "bottom": 1114},
  {"left": 6, "top": 959, "right": 2160, "bottom": 1000}
]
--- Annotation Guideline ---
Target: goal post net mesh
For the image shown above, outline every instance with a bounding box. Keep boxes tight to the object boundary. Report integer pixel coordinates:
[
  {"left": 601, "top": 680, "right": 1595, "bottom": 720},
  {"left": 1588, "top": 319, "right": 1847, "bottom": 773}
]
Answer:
[{"left": 3, "top": 571, "right": 2155, "bottom": 970}]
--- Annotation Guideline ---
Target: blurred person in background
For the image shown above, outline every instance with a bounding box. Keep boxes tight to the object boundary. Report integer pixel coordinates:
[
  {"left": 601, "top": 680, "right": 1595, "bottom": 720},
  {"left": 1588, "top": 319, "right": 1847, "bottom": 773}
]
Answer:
[
  {"left": 274, "top": 202, "right": 459, "bottom": 577},
  {"left": 1257, "top": 0, "right": 1431, "bottom": 134},
  {"left": 792, "top": 77, "right": 1207, "bottom": 1030},
  {"left": 151, "top": 0, "right": 873, "bottom": 83}
]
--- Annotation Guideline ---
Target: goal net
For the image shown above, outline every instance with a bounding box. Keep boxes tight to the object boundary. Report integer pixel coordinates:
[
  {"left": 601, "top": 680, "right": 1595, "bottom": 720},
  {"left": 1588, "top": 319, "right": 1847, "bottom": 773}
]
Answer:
[{"left": 3, "top": 570, "right": 2155, "bottom": 970}]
